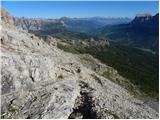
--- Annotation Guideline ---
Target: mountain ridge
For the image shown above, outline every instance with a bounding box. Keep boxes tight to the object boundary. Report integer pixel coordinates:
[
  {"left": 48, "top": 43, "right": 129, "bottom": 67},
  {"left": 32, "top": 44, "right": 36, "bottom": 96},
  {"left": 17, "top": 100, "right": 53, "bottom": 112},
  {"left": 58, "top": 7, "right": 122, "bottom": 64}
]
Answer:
[{"left": 93, "top": 13, "right": 159, "bottom": 54}]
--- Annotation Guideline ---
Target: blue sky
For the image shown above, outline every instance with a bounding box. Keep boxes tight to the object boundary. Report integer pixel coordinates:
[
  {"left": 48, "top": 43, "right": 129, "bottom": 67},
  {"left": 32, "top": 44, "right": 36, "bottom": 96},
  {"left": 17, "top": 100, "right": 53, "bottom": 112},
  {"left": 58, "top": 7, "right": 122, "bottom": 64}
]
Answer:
[{"left": 1, "top": 1, "right": 159, "bottom": 18}]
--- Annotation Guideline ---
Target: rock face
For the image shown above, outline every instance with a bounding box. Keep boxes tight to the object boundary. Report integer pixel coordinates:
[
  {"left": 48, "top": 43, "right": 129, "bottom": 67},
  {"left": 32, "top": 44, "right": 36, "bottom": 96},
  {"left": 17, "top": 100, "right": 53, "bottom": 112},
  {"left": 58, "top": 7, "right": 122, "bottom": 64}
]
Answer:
[
  {"left": 1, "top": 9, "right": 159, "bottom": 119},
  {"left": 1, "top": 8, "right": 15, "bottom": 25},
  {"left": 14, "top": 17, "right": 65, "bottom": 32},
  {"left": 89, "top": 37, "right": 110, "bottom": 47},
  {"left": 134, "top": 13, "right": 152, "bottom": 20},
  {"left": 132, "top": 13, "right": 159, "bottom": 27}
]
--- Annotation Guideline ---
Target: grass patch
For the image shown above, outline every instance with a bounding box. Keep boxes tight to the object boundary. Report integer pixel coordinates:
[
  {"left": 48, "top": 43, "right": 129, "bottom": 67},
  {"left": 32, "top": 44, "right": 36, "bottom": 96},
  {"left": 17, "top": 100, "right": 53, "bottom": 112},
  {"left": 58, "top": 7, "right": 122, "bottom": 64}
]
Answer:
[
  {"left": 57, "top": 42, "right": 80, "bottom": 54},
  {"left": 8, "top": 105, "right": 19, "bottom": 113},
  {"left": 105, "top": 110, "right": 120, "bottom": 119},
  {"left": 102, "top": 71, "right": 140, "bottom": 96}
]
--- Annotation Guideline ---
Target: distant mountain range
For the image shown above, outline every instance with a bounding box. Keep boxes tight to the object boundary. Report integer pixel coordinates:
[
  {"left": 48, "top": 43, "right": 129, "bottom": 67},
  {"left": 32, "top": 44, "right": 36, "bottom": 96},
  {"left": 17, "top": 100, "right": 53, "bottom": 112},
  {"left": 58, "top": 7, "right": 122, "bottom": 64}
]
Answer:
[
  {"left": 1, "top": 7, "right": 158, "bottom": 54},
  {"left": 14, "top": 16, "right": 131, "bottom": 33},
  {"left": 94, "top": 13, "right": 159, "bottom": 54}
]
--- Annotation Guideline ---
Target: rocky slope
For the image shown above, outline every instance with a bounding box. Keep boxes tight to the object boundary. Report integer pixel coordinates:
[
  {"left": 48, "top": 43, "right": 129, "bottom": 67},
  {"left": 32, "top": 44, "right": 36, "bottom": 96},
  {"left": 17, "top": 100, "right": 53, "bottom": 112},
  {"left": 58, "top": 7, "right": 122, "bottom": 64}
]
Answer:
[
  {"left": 1, "top": 8, "right": 159, "bottom": 119},
  {"left": 1, "top": 7, "right": 15, "bottom": 25}
]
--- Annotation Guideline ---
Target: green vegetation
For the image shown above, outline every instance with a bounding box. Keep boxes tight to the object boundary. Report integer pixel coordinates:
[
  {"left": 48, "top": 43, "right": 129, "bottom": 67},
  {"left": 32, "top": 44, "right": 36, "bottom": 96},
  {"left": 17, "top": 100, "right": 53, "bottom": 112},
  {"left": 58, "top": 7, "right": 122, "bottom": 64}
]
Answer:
[
  {"left": 105, "top": 110, "right": 120, "bottom": 119},
  {"left": 1, "top": 105, "right": 19, "bottom": 118},
  {"left": 94, "top": 23, "right": 159, "bottom": 53},
  {"left": 57, "top": 42, "right": 80, "bottom": 54},
  {"left": 57, "top": 41, "right": 159, "bottom": 97},
  {"left": 8, "top": 105, "right": 19, "bottom": 113},
  {"left": 33, "top": 29, "right": 158, "bottom": 97},
  {"left": 80, "top": 44, "right": 158, "bottom": 97},
  {"left": 102, "top": 71, "right": 114, "bottom": 81},
  {"left": 102, "top": 71, "right": 139, "bottom": 96},
  {"left": 53, "top": 32, "right": 91, "bottom": 40}
]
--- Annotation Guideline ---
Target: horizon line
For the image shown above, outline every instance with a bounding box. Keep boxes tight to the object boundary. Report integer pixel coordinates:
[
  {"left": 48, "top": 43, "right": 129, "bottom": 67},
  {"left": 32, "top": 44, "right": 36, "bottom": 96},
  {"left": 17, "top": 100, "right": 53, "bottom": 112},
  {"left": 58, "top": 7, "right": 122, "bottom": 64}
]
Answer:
[{"left": 10, "top": 12, "right": 159, "bottom": 19}]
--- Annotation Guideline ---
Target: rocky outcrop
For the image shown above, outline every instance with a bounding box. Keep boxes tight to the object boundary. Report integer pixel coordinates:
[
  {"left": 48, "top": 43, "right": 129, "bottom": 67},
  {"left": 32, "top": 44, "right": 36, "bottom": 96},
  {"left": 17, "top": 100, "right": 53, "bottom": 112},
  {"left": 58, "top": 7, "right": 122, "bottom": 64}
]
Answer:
[
  {"left": 1, "top": 10, "right": 159, "bottom": 119},
  {"left": 1, "top": 8, "right": 15, "bottom": 25},
  {"left": 131, "top": 13, "right": 159, "bottom": 29},
  {"left": 135, "top": 13, "right": 152, "bottom": 20},
  {"left": 89, "top": 37, "right": 110, "bottom": 47},
  {"left": 14, "top": 17, "right": 66, "bottom": 32},
  {"left": 1, "top": 21, "right": 80, "bottom": 118}
]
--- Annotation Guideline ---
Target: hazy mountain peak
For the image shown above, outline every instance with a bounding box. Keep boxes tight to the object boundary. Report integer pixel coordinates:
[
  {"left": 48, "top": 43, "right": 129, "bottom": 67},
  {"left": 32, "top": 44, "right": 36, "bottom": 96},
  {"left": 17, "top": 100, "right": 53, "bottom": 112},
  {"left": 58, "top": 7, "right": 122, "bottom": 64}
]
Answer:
[{"left": 132, "top": 12, "right": 157, "bottom": 24}]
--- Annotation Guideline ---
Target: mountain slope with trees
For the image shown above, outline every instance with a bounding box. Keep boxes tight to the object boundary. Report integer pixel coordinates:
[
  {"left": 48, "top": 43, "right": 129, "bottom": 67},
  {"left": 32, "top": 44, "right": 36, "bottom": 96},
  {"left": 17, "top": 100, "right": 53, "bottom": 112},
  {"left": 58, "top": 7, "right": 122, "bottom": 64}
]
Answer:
[{"left": 93, "top": 13, "right": 159, "bottom": 54}]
